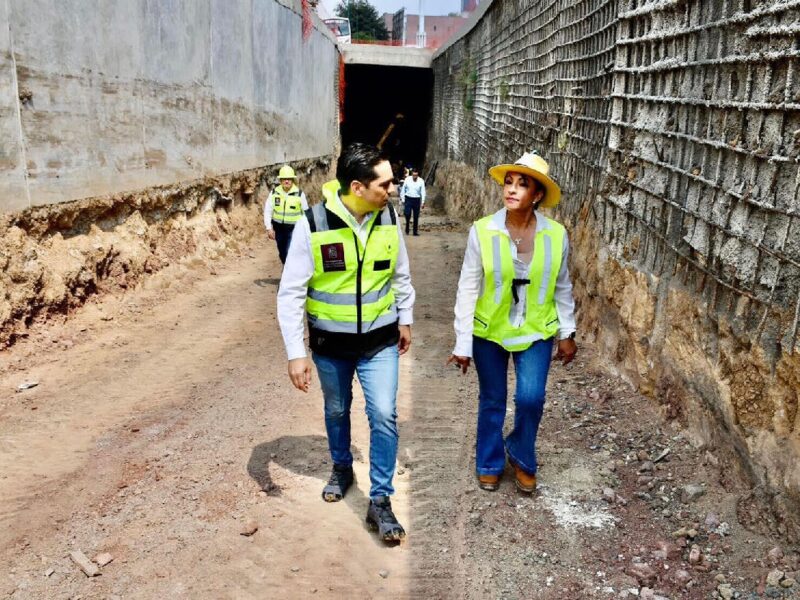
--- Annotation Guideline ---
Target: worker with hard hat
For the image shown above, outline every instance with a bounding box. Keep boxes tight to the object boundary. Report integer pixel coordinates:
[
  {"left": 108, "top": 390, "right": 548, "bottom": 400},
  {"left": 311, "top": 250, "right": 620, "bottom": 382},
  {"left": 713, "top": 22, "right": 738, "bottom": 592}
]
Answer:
[
  {"left": 264, "top": 165, "right": 309, "bottom": 264},
  {"left": 447, "top": 151, "right": 577, "bottom": 494}
]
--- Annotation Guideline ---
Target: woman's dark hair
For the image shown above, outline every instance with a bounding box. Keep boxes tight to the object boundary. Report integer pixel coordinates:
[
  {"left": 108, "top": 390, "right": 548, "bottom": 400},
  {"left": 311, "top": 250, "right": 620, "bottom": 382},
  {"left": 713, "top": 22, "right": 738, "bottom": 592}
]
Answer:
[
  {"left": 528, "top": 176, "right": 544, "bottom": 203},
  {"left": 337, "top": 143, "right": 389, "bottom": 193}
]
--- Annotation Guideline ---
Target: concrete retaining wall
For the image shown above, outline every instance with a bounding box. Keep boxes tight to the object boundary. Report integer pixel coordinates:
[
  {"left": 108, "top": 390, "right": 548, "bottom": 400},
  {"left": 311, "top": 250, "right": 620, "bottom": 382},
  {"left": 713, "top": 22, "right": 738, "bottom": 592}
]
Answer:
[
  {"left": 0, "top": 0, "right": 339, "bottom": 346},
  {"left": 428, "top": 0, "right": 800, "bottom": 537},
  {"left": 0, "top": 0, "right": 338, "bottom": 211}
]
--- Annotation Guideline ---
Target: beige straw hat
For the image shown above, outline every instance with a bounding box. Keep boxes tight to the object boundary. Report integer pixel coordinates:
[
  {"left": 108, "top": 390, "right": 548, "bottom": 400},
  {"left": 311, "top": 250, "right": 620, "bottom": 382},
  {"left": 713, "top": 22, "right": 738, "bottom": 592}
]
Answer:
[{"left": 488, "top": 152, "right": 561, "bottom": 208}]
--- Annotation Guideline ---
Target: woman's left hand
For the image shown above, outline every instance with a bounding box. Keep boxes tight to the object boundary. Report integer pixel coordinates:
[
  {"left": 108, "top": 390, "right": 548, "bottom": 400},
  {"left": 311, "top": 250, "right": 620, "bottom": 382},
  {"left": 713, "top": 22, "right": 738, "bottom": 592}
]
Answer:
[
  {"left": 554, "top": 338, "right": 577, "bottom": 366},
  {"left": 447, "top": 354, "right": 471, "bottom": 374}
]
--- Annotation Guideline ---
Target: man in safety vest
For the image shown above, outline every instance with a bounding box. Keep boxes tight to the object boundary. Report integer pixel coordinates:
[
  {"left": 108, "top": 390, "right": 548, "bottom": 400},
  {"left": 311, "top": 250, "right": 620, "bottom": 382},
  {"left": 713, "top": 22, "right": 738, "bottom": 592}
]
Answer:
[
  {"left": 264, "top": 165, "right": 308, "bottom": 264},
  {"left": 276, "top": 143, "right": 415, "bottom": 543}
]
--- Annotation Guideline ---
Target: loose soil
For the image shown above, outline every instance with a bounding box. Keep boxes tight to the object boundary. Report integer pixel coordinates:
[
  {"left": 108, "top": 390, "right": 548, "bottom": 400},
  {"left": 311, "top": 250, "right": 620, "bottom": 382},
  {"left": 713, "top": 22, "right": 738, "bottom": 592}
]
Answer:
[{"left": 1, "top": 214, "right": 797, "bottom": 599}]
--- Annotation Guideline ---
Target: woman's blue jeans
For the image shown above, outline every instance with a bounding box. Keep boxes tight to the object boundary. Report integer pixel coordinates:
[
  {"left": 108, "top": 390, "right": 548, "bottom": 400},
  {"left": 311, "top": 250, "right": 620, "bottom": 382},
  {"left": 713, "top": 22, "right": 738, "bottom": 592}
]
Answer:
[
  {"left": 312, "top": 345, "right": 399, "bottom": 499},
  {"left": 472, "top": 336, "right": 554, "bottom": 476}
]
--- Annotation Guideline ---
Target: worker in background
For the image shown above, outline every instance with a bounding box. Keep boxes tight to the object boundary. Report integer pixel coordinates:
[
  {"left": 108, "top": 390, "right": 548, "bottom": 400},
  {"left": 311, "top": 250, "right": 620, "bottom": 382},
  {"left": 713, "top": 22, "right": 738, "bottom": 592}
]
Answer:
[
  {"left": 276, "top": 142, "right": 415, "bottom": 543},
  {"left": 264, "top": 165, "right": 308, "bottom": 265},
  {"left": 400, "top": 168, "right": 426, "bottom": 236}
]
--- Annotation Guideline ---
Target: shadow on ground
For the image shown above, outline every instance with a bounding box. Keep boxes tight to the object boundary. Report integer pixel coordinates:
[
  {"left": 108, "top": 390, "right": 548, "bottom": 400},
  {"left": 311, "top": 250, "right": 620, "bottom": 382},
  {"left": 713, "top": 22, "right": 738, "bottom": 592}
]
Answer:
[{"left": 247, "top": 435, "right": 372, "bottom": 516}]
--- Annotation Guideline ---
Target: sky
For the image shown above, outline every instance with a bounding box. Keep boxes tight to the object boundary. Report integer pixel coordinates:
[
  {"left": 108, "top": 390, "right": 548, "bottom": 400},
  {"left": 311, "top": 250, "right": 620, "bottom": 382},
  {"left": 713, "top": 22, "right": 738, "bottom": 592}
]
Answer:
[{"left": 320, "top": 0, "right": 464, "bottom": 18}]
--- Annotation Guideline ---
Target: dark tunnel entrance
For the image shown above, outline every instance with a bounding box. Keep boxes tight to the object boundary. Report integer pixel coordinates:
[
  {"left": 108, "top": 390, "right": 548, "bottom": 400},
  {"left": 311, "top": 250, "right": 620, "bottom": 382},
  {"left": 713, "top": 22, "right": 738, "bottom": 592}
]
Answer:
[{"left": 340, "top": 64, "right": 433, "bottom": 178}]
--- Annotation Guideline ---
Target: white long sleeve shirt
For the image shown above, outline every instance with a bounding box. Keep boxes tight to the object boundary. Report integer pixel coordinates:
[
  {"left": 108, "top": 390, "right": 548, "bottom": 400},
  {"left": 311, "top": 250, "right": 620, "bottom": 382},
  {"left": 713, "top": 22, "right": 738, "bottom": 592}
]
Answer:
[
  {"left": 264, "top": 188, "right": 309, "bottom": 230},
  {"left": 452, "top": 208, "right": 577, "bottom": 358},
  {"left": 400, "top": 176, "right": 426, "bottom": 205},
  {"left": 277, "top": 195, "right": 416, "bottom": 360}
]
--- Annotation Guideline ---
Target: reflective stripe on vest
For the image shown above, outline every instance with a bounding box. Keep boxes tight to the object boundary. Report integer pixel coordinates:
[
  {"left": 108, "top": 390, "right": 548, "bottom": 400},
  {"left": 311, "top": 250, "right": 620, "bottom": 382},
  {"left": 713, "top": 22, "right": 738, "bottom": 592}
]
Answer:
[
  {"left": 271, "top": 186, "right": 304, "bottom": 224},
  {"left": 306, "top": 195, "right": 399, "bottom": 335},
  {"left": 473, "top": 214, "right": 565, "bottom": 352}
]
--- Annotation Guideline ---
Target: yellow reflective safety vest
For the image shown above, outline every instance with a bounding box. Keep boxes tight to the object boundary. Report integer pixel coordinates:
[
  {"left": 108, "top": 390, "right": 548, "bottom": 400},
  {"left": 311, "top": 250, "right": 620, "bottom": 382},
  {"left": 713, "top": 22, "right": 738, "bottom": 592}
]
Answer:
[
  {"left": 270, "top": 185, "right": 304, "bottom": 225},
  {"left": 305, "top": 181, "right": 400, "bottom": 354},
  {"left": 473, "top": 212, "right": 565, "bottom": 352}
]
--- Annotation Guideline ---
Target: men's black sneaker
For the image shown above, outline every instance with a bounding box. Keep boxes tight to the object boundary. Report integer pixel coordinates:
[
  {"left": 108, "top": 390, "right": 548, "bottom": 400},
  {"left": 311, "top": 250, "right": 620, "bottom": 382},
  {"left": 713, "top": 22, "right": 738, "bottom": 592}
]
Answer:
[
  {"left": 322, "top": 464, "right": 354, "bottom": 502},
  {"left": 366, "top": 496, "right": 406, "bottom": 542}
]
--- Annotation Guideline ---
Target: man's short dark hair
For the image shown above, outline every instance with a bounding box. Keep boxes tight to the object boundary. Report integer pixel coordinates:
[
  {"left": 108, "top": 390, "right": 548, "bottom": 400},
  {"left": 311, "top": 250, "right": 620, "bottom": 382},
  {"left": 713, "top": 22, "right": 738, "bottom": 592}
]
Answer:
[{"left": 336, "top": 143, "right": 389, "bottom": 193}]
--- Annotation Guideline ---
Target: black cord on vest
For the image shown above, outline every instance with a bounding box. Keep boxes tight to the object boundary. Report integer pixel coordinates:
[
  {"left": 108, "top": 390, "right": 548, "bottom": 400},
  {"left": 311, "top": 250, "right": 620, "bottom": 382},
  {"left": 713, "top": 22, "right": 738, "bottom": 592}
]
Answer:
[{"left": 511, "top": 278, "right": 530, "bottom": 304}]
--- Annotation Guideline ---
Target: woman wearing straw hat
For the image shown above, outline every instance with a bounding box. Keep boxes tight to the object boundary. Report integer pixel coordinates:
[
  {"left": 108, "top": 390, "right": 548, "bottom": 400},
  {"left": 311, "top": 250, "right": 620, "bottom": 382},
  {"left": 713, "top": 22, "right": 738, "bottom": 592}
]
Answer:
[{"left": 447, "top": 151, "right": 578, "bottom": 493}]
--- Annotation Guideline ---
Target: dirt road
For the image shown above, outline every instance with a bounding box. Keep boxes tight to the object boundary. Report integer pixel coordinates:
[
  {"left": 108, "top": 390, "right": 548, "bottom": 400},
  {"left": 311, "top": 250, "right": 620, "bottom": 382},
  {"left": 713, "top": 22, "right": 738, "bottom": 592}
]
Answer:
[{"left": 1, "top": 215, "right": 796, "bottom": 599}]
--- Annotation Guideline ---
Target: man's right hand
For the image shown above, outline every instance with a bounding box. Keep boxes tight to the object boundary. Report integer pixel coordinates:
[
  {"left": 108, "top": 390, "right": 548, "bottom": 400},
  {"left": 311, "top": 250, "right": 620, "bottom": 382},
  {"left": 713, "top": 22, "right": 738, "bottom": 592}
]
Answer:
[
  {"left": 288, "top": 358, "right": 312, "bottom": 392},
  {"left": 267, "top": 229, "right": 276, "bottom": 240}
]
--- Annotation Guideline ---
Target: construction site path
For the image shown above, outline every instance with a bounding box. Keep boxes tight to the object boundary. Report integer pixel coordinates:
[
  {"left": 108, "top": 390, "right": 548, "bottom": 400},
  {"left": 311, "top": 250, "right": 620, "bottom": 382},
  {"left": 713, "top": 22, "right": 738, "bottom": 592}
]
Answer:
[{"left": 1, "top": 215, "right": 796, "bottom": 600}]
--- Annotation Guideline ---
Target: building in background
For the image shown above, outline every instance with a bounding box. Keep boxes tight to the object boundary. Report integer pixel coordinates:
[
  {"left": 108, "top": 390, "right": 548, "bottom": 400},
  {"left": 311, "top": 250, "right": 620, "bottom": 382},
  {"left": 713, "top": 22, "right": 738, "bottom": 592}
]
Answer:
[
  {"left": 391, "top": 9, "right": 406, "bottom": 45},
  {"left": 384, "top": 1, "right": 480, "bottom": 50}
]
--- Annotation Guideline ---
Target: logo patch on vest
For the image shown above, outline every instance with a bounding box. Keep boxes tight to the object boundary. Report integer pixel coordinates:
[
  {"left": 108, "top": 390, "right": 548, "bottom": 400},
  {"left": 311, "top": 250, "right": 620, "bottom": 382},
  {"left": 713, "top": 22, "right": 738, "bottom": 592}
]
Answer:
[
  {"left": 321, "top": 243, "right": 346, "bottom": 272},
  {"left": 274, "top": 197, "right": 281, "bottom": 207}
]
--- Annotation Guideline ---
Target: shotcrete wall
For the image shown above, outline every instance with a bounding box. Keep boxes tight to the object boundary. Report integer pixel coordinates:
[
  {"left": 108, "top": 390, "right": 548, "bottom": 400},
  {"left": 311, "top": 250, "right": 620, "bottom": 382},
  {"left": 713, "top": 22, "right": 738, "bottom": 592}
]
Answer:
[
  {"left": 0, "top": 0, "right": 339, "bottom": 346},
  {"left": 428, "top": 0, "right": 800, "bottom": 536},
  {"left": 0, "top": 0, "right": 338, "bottom": 210}
]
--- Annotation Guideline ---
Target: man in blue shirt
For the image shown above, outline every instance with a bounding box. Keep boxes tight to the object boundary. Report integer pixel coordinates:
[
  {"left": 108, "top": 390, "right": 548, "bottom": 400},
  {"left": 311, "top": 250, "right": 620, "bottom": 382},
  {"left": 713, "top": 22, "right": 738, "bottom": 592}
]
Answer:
[{"left": 400, "top": 168, "right": 426, "bottom": 236}]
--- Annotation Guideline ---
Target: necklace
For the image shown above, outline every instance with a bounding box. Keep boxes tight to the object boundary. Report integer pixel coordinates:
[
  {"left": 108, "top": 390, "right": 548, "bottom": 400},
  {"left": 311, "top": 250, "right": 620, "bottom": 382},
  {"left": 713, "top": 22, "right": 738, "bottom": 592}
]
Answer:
[
  {"left": 507, "top": 214, "right": 535, "bottom": 247},
  {"left": 508, "top": 224, "right": 530, "bottom": 246}
]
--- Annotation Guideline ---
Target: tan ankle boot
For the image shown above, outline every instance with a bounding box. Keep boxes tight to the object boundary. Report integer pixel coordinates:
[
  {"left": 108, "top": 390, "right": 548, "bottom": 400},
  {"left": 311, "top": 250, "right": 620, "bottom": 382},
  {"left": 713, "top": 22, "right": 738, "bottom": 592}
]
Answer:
[
  {"left": 510, "top": 460, "right": 536, "bottom": 493},
  {"left": 477, "top": 473, "right": 500, "bottom": 491}
]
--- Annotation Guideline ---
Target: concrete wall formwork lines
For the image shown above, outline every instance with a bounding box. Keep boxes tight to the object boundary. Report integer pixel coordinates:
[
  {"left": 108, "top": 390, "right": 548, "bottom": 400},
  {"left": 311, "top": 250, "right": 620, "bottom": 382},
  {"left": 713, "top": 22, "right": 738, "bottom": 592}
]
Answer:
[
  {"left": 0, "top": 0, "right": 28, "bottom": 212},
  {"left": 0, "top": 0, "right": 338, "bottom": 211},
  {"left": 428, "top": 0, "right": 800, "bottom": 535}
]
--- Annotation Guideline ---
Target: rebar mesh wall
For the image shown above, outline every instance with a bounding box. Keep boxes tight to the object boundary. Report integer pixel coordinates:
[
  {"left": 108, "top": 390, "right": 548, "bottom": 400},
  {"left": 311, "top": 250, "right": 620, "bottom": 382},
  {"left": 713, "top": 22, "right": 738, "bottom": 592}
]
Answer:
[
  {"left": 609, "top": 0, "right": 800, "bottom": 356},
  {"left": 429, "top": 0, "right": 800, "bottom": 354},
  {"left": 430, "top": 0, "right": 618, "bottom": 220}
]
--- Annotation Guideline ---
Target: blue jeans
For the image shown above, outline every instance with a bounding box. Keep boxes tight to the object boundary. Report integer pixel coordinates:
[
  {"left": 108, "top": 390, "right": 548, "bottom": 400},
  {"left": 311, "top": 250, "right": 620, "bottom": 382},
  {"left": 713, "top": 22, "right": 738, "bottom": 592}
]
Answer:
[
  {"left": 472, "top": 336, "right": 554, "bottom": 476},
  {"left": 403, "top": 197, "right": 421, "bottom": 235},
  {"left": 312, "top": 345, "right": 399, "bottom": 498}
]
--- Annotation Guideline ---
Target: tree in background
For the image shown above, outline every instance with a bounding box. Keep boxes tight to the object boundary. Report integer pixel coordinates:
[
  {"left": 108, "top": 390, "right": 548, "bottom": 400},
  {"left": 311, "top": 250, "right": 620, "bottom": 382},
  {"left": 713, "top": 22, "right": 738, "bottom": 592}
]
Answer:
[{"left": 335, "top": 0, "right": 389, "bottom": 41}]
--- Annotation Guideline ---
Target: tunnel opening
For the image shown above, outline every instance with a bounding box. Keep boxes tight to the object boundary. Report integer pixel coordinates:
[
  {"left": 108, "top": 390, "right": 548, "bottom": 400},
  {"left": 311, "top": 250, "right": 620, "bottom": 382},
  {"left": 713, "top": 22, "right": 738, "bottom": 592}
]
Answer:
[{"left": 340, "top": 64, "right": 434, "bottom": 178}]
